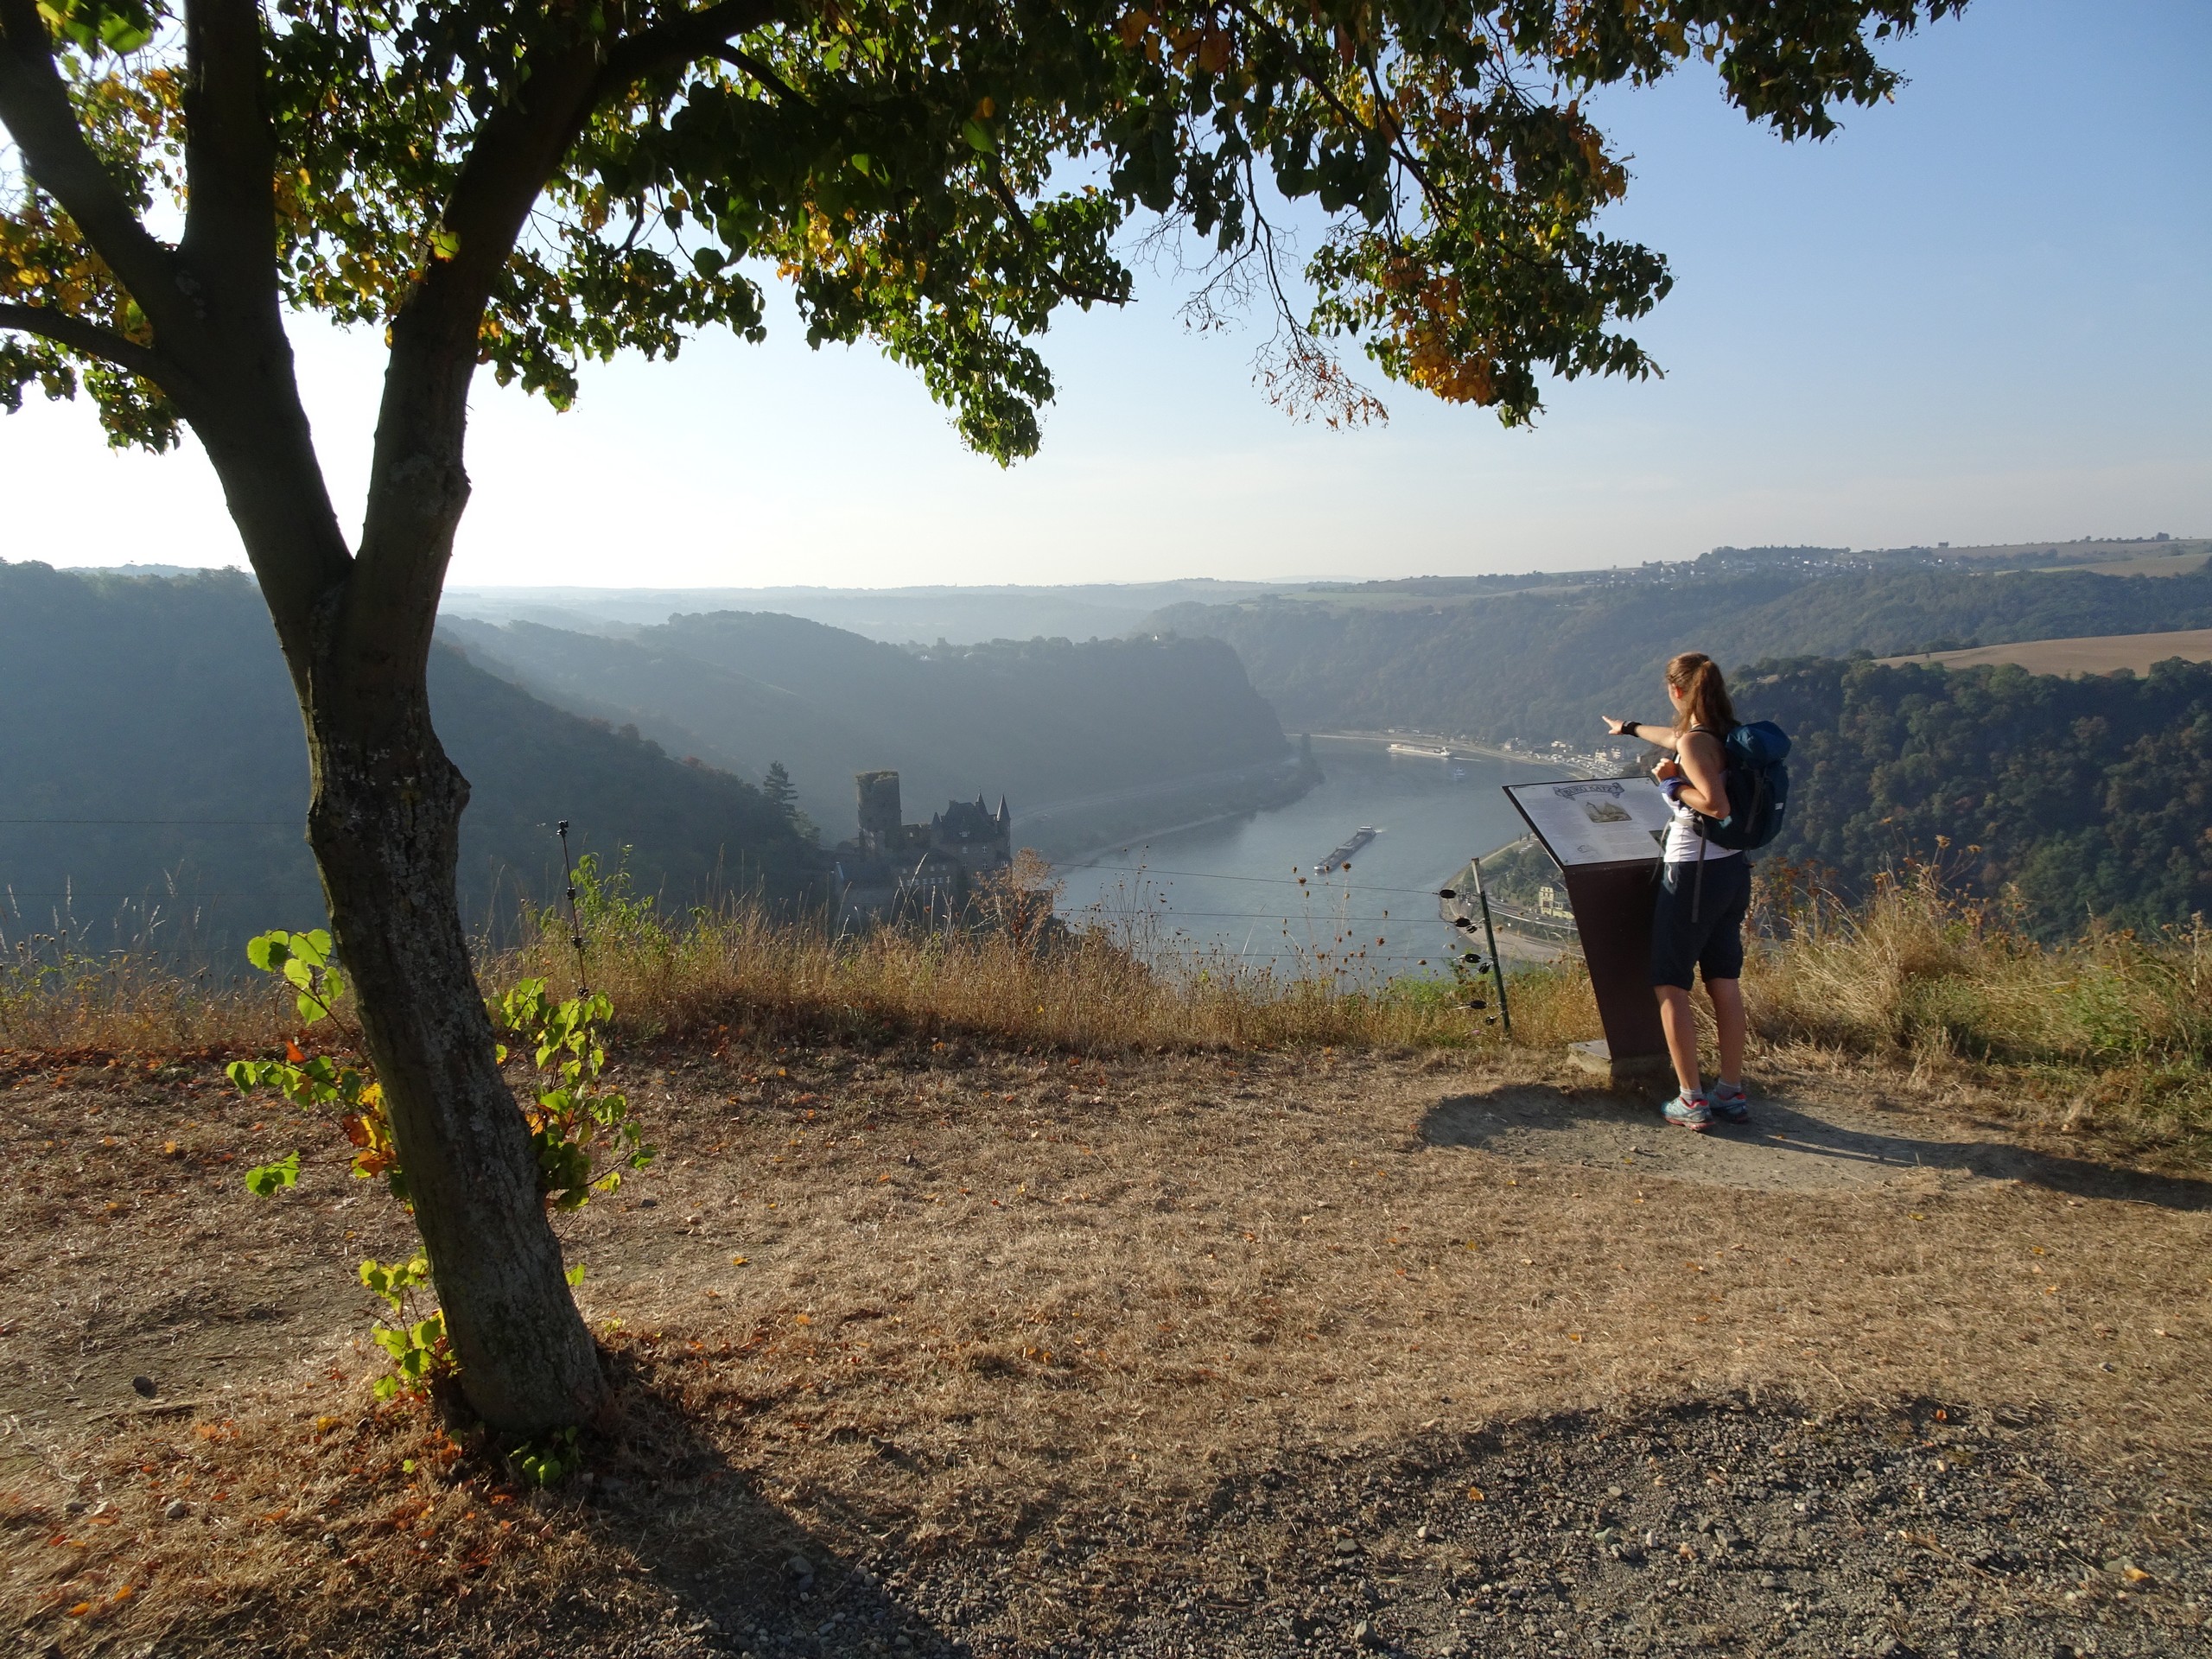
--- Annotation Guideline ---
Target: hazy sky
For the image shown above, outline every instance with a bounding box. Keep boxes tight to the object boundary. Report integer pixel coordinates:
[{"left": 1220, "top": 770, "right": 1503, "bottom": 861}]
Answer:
[{"left": 9, "top": 0, "right": 2208, "bottom": 588}]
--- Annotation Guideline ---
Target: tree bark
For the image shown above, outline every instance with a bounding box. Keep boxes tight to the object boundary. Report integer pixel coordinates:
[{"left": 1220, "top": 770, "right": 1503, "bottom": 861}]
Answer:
[{"left": 304, "top": 687, "right": 606, "bottom": 1436}]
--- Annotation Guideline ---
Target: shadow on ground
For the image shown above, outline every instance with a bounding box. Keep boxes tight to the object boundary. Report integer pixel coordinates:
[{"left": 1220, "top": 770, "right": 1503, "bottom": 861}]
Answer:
[
  {"left": 1421, "top": 1084, "right": 2212, "bottom": 1211},
  {"left": 538, "top": 1349, "right": 973, "bottom": 1659}
]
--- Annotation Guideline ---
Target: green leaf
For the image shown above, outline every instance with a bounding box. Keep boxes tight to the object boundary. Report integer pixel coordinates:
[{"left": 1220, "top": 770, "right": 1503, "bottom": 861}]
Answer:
[
  {"left": 245, "top": 1151, "right": 301, "bottom": 1197},
  {"left": 245, "top": 931, "right": 289, "bottom": 973},
  {"left": 565, "top": 1262, "right": 587, "bottom": 1287},
  {"left": 962, "top": 119, "right": 995, "bottom": 155}
]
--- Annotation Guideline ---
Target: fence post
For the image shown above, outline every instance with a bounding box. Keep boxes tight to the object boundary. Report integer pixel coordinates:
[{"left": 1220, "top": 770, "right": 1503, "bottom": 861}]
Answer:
[{"left": 1471, "top": 854, "right": 1512, "bottom": 1040}]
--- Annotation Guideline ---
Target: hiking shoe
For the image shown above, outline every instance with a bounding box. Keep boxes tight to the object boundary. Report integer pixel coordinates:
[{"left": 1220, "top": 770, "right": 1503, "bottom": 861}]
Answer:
[
  {"left": 1709, "top": 1080, "right": 1751, "bottom": 1123},
  {"left": 1662, "top": 1091, "right": 1712, "bottom": 1131}
]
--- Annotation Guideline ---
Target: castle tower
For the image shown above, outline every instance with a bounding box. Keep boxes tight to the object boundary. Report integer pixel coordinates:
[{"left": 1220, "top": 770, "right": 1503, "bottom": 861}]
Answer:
[{"left": 855, "top": 770, "right": 902, "bottom": 854}]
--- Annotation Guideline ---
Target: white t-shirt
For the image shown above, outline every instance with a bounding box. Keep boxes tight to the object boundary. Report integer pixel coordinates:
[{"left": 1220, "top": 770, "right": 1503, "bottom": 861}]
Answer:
[
  {"left": 1662, "top": 729, "right": 1740, "bottom": 864},
  {"left": 1663, "top": 796, "right": 1738, "bottom": 864}
]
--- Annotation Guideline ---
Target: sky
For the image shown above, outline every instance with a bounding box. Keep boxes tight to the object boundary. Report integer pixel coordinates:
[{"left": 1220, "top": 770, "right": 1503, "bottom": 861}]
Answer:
[{"left": 7, "top": 0, "right": 2209, "bottom": 588}]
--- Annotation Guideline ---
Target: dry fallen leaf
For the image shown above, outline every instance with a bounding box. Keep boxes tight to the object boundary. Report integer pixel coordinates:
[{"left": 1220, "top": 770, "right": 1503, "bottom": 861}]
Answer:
[{"left": 730, "top": 1255, "right": 749, "bottom": 1267}]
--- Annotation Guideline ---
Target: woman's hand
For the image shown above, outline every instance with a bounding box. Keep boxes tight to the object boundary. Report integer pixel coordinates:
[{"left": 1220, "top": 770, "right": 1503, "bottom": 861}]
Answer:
[
  {"left": 1602, "top": 715, "right": 1630, "bottom": 736},
  {"left": 1652, "top": 755, "right": 1682, "bottom": 783}
]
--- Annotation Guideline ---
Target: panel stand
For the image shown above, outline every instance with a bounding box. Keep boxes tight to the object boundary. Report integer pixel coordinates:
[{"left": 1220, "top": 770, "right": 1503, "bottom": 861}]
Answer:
[{"left": 1557, "top": 860, "right": 1670, "bottom": 1086}]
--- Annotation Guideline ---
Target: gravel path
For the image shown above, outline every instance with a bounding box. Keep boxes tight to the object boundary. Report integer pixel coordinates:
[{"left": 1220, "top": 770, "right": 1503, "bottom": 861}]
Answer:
[
  {"left": 531, "top": 1396, "right": 2202, "bottom": 1659},
  {"left": 793, "top": 1397, "right": 2206, "bottom": 1659}
]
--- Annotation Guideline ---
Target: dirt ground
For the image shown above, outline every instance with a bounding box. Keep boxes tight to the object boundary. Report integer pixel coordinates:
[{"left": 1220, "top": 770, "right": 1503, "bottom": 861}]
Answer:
[{"left": 2, "top": 1039, "right": 2207, "bottom": 1657}]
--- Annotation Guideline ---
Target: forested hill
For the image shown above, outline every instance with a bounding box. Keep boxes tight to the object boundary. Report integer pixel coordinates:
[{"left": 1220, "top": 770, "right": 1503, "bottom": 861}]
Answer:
[
  {"left": 0, "top": 563, "right": 816, "bottom": 950},
  {"left": 1741, "top": 658, "right": 2212, "bottom": 938},
  {"left": 436, "top": 610, "right": 1293, "bottom": 839},
  {"left": 1147, "top": 560, "right": 2212, "bottom": 745}
]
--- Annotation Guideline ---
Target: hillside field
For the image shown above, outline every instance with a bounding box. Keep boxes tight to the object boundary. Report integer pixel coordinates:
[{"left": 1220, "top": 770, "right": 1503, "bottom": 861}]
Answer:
[{"left": 1878, "top": 629, "right": 2212, "bottom": 676}]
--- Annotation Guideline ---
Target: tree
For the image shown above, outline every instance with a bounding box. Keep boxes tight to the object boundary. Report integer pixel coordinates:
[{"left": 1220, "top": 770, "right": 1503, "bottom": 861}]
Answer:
[
  {"left": 0, "top": 0, "right": 1965, "bottom": 1432},
  {"left": 761, "top": 760, "right": 798, "bottom": 815}
]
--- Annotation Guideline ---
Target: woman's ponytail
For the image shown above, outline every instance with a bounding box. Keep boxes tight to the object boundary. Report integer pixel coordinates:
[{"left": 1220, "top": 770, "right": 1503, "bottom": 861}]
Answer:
[{"left": 1666, "top": 652, "right": 1738, "bottom": 736}]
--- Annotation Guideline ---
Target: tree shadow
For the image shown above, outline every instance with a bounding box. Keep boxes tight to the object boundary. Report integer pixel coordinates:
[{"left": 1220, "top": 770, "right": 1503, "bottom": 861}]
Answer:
[
  {"left": 1421, "top": 1083, "right": 2212, "bottom": 1211},
  {"left": 534, "top": 1345, "right": 973, "bottom": 1658}
]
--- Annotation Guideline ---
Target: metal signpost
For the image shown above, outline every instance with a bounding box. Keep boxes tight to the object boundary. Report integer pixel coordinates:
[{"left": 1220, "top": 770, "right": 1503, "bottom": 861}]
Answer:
[{"left": 1502, "top": 776, "right": 1676, "bottom": 1084}]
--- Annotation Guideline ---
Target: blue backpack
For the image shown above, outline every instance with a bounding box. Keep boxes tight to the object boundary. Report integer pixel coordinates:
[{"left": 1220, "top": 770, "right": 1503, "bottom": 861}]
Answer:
[{"left": 1692, "top": 721, "right": 1791, "bottom": 852}]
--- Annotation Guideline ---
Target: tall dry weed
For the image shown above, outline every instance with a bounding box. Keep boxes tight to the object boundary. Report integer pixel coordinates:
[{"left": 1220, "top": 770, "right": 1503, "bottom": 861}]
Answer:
[
  {"left": 1745, "top": 859, "right": 2212, "bottom": 1156},
  {"left": 499, "top": 854, "right": 1492, "bottom": 1053},
  {"left": 0, "top": 933, "right": 288, "bottom": 1053}
]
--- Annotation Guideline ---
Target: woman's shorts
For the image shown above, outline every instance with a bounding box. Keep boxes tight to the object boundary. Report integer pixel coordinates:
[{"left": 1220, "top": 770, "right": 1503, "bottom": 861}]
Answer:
[{"left": 1649, "top": 855, "right": 1751, "bottom": 989}]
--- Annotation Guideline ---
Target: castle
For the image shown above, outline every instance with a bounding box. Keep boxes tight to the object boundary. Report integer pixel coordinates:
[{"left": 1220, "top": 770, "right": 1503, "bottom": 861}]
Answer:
[{"left": 831, "top": 770, "right": 1012, "bottom": 926}]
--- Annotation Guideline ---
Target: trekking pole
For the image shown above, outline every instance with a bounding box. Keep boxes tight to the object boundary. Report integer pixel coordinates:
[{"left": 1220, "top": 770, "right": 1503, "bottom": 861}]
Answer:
[
  {"left": 1470, "top": 853, "right": 1512, "bottom": 1040},
  {"left": 556, "top": 820, "right": 589, "bottom": 997}
]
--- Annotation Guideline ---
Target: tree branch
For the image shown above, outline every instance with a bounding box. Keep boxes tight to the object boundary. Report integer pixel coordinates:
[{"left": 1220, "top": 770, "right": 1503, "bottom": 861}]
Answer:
[
  {"left": 983, "top": 169, "right": 1124, "bottom": 307},
  {"left": 0, "top": 299, "right": 168, "bottom": 382},
  {"left": 714, "top": 44, "right": 804, "bottom": 104},
  {"left": 349, "top": 0, "right": 790, "bottom": 659},
  {"left": 179, "top": 0, "right": 279, "bottom": 307},
  {"left": 1221, "top": 0, "right": 1448, "bottom": 214},
  {"left": 599, "top": 0, "right": 789, "bottom": 93},
  {"left": 0, "top": 0, "right": 183, "bottom": 334}
]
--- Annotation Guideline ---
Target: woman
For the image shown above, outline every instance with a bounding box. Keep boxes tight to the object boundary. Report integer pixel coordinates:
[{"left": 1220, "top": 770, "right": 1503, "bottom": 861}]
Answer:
[{"left": 1602, "top": 652, "right": 1750, "bottom": 1131}]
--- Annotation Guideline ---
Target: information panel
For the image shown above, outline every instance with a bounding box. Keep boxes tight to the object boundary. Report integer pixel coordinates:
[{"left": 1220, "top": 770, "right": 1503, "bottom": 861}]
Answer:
[{"left": 1504, "top": 776, "right": 1673, "bottom": 868}]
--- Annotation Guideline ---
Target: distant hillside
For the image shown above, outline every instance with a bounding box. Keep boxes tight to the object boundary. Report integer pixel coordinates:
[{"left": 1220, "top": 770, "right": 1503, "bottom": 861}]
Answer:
[
  {"left": 1147, "top": 562, "right": 2212, "bottom": 746},
  {"left": 437, "top": 610, "right": 1299, "bottom": 849},
  {"left": 0, "top": 563, "right": 816, "bottom": 953},
  {"left": 439, "top": 578, "right": 1281, "bottom": 645},
  {"left": 1742, "top": 657, "right": 2212, "bottom": 938}
]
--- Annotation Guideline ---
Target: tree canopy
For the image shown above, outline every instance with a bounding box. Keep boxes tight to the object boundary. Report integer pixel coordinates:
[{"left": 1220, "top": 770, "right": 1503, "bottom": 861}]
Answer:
[{"left": 5, "top": 0, "right": 1966, "bottom": 461}]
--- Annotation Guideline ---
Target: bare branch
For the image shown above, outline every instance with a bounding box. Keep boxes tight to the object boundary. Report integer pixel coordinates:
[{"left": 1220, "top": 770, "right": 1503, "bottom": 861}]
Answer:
[
  {"left": 0, "top": 299, "right": 168, "bottom": 382},
  {"left": 0, "top": 0, "right": 182, "bottom": 333}
]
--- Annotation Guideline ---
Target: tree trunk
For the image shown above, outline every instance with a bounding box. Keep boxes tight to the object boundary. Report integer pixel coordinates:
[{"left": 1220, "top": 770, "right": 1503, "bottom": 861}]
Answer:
[
  {"left": 304, "top": 681, "right": 606, "bottom": 1436},
  {"left": 189, "top": 359, "right": 606, "bottom": 1438}
]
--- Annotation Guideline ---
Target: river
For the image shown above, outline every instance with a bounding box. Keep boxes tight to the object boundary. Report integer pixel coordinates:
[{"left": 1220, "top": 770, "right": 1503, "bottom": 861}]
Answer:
[{"left": 1039, "top": 738, "right": 1570, "bottom": 976}]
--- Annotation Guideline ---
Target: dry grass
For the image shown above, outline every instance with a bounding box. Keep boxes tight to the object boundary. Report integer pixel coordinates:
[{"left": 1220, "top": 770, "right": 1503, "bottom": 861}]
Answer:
[
  {"left": 5, "top": 855, "right": 2207, "bottom": 1169},
  {"left": 498, "top": 854, "right": 1498, "bottom": 1054},
  {"left": 1743, "top": 863, "right": 2212, "bottom": 1165},
  {"left": 3, "top": 1037, "right": 2208, "bottom": 1654},
  {"left": 1875, "top": 625, "right": 2212, "bottom": 673},
  {"left": 0, "top": 940, "right": 290, "bottom": 1054}
]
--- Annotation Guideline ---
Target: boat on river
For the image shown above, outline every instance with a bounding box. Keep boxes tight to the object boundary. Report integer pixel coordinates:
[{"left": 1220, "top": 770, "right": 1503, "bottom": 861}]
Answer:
[
  {"left": 1387, "top": 741, "right": 1452, "bottom": 759},
  {"left": 1316, "top": 826, "right": 1377, "bottom": 872}
]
